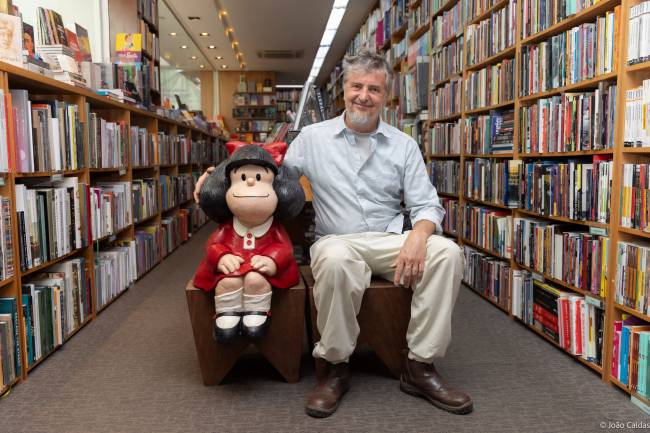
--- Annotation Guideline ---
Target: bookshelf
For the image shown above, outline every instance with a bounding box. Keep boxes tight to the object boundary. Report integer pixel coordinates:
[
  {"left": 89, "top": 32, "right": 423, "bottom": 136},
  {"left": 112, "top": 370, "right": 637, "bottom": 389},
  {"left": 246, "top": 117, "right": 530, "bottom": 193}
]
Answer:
[
  {"left": 322, "top": 0, "right": 650, "bottom": 407},
  {"left": 0, "top": 60, "right": 225, "bottom": 396},
  {"left": 229, "top": 72, "right": 277, "bottom": 143}
]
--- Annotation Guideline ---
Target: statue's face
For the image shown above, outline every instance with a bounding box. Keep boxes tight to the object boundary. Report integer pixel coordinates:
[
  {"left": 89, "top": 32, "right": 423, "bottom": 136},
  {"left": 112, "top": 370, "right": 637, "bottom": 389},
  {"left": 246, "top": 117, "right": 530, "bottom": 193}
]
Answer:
[{"left": 226, "top": 164, "right": 278, "bottom": 225}]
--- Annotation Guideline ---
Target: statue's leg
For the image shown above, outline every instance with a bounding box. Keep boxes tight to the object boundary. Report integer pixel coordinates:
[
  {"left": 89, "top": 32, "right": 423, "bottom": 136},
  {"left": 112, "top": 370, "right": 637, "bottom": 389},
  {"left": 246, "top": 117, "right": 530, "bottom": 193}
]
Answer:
[
  {"left": 241, "top": 271, "right": 272, "bottom": 339},
  {"left": 213, "top": 277, "right": 244, "bottom": 343}
]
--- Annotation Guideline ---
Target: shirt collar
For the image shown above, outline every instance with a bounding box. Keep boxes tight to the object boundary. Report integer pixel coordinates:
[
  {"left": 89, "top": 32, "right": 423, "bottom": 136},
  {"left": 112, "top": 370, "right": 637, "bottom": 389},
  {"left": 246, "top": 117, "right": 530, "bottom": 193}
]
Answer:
[
  {"left": 335, "top": 111, "right": 391, "bottom": 139},
  {"left": 233, "top": 216, "right": 273, "bottom": 237}
]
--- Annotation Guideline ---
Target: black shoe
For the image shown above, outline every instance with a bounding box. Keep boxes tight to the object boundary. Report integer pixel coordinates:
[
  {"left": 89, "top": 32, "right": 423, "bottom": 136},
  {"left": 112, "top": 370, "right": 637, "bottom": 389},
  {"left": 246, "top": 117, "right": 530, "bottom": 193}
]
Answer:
[
  {"left": 241, "top": 311, "right": 271, "bottom": 340},
  {"left": 212, "top": 312, "right": 241, "bottom": 344}
]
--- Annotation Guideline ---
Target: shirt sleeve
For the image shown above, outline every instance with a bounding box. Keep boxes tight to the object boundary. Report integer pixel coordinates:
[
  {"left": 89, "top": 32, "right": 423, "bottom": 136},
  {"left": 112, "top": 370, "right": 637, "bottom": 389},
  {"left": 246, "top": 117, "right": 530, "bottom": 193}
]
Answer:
[
  {"left": 283, "top": 129, "right": 307, "bottom": 178},
  {"left": 403, "top": 138, "right": 445, "bottom": 234}
]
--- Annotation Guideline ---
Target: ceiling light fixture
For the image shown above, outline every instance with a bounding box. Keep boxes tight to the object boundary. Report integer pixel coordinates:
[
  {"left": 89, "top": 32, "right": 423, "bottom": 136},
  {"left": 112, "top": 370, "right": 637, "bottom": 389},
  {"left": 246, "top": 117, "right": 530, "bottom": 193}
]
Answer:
[
  {"left": 191, "top": 55, "right": 197, "bottom": 59},
  {"left": 306, "top": 2, "right": 349, "bottom": 82},
  {"left": 188, "top": 16, "right": 200, "bottom": 20},
  {"left": 200, "top": 32, "right": 209, "bottom": 37},
  {"left": 221, "top": 64, "right": 228, "bottom": 69},
  {"left": 181, "top": 45, "right": 188, "bottom": 49},
  {"left": 169, "top": 32, "right": 177, "bottom": 36},
  {"left": 216, "top": 56, "right": 223, "bottom": 59},
  {"left": 208, "top": 45, "right": 216, "bottom": 49},
  {"left": 199, "top": 65, "right": 205, "bottom": 69}
]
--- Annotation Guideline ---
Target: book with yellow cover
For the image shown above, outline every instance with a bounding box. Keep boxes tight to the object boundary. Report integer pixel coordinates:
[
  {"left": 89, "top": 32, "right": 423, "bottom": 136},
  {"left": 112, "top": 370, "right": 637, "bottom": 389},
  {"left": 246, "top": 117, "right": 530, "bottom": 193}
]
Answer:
[{"left": 115, "top": 33, "right": 142, "bottom": 63}]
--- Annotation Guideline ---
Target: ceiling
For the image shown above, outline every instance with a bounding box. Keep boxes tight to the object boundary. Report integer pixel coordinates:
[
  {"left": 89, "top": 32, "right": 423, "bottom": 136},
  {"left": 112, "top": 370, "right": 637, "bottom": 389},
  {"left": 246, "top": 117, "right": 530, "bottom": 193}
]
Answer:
[{"left": 160, "top": 0, "right": 376, "bottom": 84}]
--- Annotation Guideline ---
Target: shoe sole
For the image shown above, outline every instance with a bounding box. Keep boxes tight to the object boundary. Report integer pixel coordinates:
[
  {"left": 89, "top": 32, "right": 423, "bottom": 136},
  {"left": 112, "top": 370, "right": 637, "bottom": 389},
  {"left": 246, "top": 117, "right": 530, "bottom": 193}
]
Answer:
[{"left": 400, "top": 380, "right": 473, "bottom": 415}]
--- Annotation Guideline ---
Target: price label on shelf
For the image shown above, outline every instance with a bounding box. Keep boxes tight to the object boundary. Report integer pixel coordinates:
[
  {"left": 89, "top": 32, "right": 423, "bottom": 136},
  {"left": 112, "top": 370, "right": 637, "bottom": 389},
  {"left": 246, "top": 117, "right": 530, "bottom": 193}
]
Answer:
[
  {"left": 51, "top": 174, "right": 63, "bottom": 181},
  {"left": 119, "top": 168, "right": 126, "bottom": 176},
  {"left": 0, "top": 176, "right": 5, "bottom": 186}
]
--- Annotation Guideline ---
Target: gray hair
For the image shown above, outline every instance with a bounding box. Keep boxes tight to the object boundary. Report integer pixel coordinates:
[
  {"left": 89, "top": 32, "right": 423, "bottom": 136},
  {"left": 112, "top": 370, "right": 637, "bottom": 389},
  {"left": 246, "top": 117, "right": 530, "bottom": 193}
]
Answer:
[{"left": 342, "top": 49, "right": 393, "bottom": 91}]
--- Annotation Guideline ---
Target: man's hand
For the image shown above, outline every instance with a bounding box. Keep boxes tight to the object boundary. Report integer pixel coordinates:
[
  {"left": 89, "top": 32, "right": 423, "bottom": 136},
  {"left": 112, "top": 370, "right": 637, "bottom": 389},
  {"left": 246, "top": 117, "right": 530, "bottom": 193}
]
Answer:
[
  {"left": 393, "top": 221, "right": 435, "bottom": 289},
  {"left": 217, "top": 254, "right": 245, "bottom": 274},
  {"left": 250, "top": 255, "right": 277, "bottom": 276},
  {"left": 194, "top": 166, "right": 216, "bottom": 203}
]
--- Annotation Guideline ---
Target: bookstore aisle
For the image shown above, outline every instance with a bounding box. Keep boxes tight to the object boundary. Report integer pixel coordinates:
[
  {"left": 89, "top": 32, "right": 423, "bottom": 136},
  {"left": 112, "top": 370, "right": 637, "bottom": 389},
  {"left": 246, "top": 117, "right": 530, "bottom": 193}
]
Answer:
[{"left": 0, "top": 223, "right": 645, "bottom": 433}]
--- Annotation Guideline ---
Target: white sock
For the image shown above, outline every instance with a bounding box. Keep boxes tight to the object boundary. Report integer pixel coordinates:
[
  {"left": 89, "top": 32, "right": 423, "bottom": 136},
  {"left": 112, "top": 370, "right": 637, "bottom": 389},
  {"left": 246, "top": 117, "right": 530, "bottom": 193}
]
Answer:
[
  {"left": 242, "top": 291, "right": 272, "bottom": 327},
  {"left": 215, "top": 288, "right": 243, "bottom": 329}
]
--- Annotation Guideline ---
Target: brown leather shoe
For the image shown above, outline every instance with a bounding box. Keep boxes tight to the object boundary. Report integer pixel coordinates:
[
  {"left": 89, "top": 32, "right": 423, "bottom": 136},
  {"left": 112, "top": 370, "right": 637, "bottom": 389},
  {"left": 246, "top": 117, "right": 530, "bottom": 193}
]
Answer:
[
  {"left": 400, "top": 353, "right": 473, "bottom": 414},
  {"left": 305, "top": 362, "right": 351, "bottom": 418}
]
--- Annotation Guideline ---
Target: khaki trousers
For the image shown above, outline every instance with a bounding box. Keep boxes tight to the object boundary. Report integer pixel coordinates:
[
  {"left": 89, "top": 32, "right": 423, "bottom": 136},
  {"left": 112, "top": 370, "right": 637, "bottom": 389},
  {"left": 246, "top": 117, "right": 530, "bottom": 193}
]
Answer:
[{"left": 310, "top": 232, "right": 464, "bottom": 364}]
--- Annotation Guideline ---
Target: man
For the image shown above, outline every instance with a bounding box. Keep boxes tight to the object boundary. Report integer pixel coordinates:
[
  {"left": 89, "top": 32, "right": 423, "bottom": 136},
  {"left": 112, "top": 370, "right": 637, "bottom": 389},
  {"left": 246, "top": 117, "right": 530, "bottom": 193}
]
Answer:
[{"left": 195, "top": 49, "right": 472, "bottom": 417}]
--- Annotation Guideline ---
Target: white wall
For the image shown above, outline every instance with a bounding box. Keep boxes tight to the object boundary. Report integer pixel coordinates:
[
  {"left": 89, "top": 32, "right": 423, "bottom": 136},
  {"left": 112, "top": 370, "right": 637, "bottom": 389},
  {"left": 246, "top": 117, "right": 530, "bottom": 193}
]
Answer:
[{"left": 13, "top": 0, "right": 105, "bottom": 62}]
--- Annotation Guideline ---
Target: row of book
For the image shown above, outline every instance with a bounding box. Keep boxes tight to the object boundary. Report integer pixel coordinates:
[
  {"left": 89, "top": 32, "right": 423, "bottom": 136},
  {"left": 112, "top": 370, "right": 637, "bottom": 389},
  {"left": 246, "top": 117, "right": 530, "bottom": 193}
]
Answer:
[
  {"left": 409, "top": 0, "right": 431, "bottom": 32},
  {"left": 11, "top": 90, "right": 84, "bottom": 173},
  {"left": 465, "top": 58, "right": 516, "bottom": 110},
  {"left": 464, "top": 158, "right": 521, "bottom": 207},
  {"left": 400, "top": 57, "right": 429, "bottom": 114},
  {"left": 0, "top": 297, "right": 20, "bottom": 387},
  {"left": 519, "top": 159, "right": 612, "bottom": 223},
  {"left": 462, "top": 204, "right": 513, "bottom": 258},
  {"left": 464, "top": 109, "right": 514, "bottom": 154},
  {"left": 463, "top": 245, "right": 511, "bottom": 309},
  {"left": 21, "top": 257, "right": 92, "bottom": 367},
  {"left": 232, "top": 107, "right": 277, "bottom": 119},
  {"left": 161, "top": 215, "right": 186, "bottom": 258},
  {"left": 160, "top": 174, "right": 194, "bottom": 212},
  {"left": 132, "top": 178, "right": 159, "bottom": 223},
  {"left": 519, "top": 83, "right": 618, "bottom": 153},
  {"left": 134, "top": 225, "right": 161, "bottom": 278},
  {"left": 465, "top": 0, "right": 516, "bottom": 66},
  {"left": 613, "top": 316, "right": 650, "bottom": 395},
  {"left": 513, "top": 217, "right": 609, "bottom": 296},
  {"left": 519, "top": 10, "right": 619, "bottom": 97},
  {"left": 431, "top": 2, "right": 465, "bottom": 48},
  {"left": 520, "top": 0, "right": 599, "bottom": 39},
  {"left": 157, "top": 132, "right": 181, "bottom": 166},
  {"left": 131, "top": 127, "right": 155, "bottom": 167},
  {"left": 233, "top": 94, "right": 274, "bottom": 107},
  {"left": 615, "top": 241, "right": 650, "bottom": 317},
  {"left": 627, "top": 1, "right": 650, "bottom": 65},
  {"left": 95, "top": 242, "right": 137, "bottom": 311},
  {"left": 620, "top": 163, "right": 650, "bottom": 232},
  {"left": 428, "top": 160, "right": 460, "bottom": 195},
  {"left": 429, "top": 121, "right": 461, "bottom": 155},
  {"left": 89, "top": 115, "right": 128, "bottom": 169},
  {"left": 431, "top": 78, "right": 462, "bottom": 119},
  {"left": 90, "top": 182, "right": 133, "bottom": 241},
  {"left": 624, "top": 79, "right": 650, "bottom": 148},
  {"left": 440, "top": 198, "right": 460, "bottom": 234},
  {"left": 0, "top": 197, "right": 14, "bottom": 282},
  {"left": 512, "top": 271, "right": 605, "bottom": 366},
  {"left": 465, "top": 0, "right": 500, "bottom": 23},
  {"left": 430, "top": 37, "right": 463, "bottom": 86}
]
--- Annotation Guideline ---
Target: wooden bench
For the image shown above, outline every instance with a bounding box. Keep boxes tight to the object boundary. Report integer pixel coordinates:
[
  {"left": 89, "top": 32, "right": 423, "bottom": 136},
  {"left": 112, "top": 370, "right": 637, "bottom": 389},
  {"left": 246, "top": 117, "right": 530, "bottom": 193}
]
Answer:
[
  {"left": 300, "top": 266, "right": 412, "bottom": 380},
  {"left": 185, "top": 278, "right": 305, "bottom": 385}
]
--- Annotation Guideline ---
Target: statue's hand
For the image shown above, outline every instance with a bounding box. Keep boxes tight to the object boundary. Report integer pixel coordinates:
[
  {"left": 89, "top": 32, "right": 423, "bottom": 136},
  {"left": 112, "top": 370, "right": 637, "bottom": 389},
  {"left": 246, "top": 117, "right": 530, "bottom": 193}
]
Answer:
[
  {"left": 217, "top": 254, "right": 245, "bottom": 274},
  {"left": 250, "top": 255, "right": 277, "bottom": 276}
]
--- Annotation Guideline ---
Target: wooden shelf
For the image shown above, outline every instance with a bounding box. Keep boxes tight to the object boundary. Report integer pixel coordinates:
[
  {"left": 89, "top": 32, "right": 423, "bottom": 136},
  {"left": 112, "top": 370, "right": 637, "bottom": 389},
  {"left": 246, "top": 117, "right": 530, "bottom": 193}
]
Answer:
[
  {"left": 614, "top": 303, "right": 650, "bottom": 323},
  {"left": 391, "top": 23, "right": 408, "bottom": 41},
  {"left": 468, "top": 0, "right": 511, "bottom": 26},
  {"left": 430, "top": 113, "right": 462, "bottom": 122},
  {"left": 464, "top": 100, "right": 515, "bottom": 115},
  {"left": 519, "top": 71, "right": 618, "bottom": 104},
  {"left": 460, "top": 237, "right": 510, "bottom": 261},
  {"left": 514, "top": 261, "right": 605, "bottom": 300},
  {"left": 429, "top": 153, "right": 461, "bottom": 158},
  {"left": 432, "top": 73, "right": 462, "bottom": 89},
  {"left": 432, "top": 0, "right": 459, "bottom": 19},
  {"left": 21, "top": 248, "right": 84, "bottom": 278},
  {"left": 618, "top": 226, "right": 650, "bottom": 240},
  {"left": 520, "top": 149, "right": 614, "bottom": 157},
  {"left": 132, "top": 164, "right": 158, "bottom": 170},
  {"left": 515, "top": 208, "right": 609, "bottom": 229},
  {"left": 443, "top": 230, "right": 459, "bottom": 238},
  {"left": 622, "top": 147, "right": 650, "bottom": 154},
  {"left": 93, "top": 224, "right": 133, "bottom": 243},
  {"left": 435, "top": 31, "right": 463, "bottom": 49},
  {"left": 466, "top": 46, "right": 516, "bottom": 72},
  {"left": 626, "top": 61, "right": 650, "bottom": 73},
  {"left": 464, "top": 153, "right": 514, "bottom": 158},
  {"left": 521, "top": 0, "right": 622, "bottom": 46},
  {"left": 438, "top": 191, "right": 460, "bottom": 199},
  {"left": 134, "top": 213, "right": 159, "bottom": 226},
  {"left": 609, "top": 376, "right": 629, "bottom": 393},
  {"left": 15, "top": 169, "right": 85, "bottom": 178},
  {"left": 89, "top": 167, "right": 126, "bottom": 173},
  {"left": 409, "top": 22, "right": 430, "bottom": 41},
  {"left": 464, "top": 196, "right": 514, "bottom": 210},
  {"left": 0, "top": 276, "right": 14, "bottom": 290},
  {"left": 464, "top": 280, "right": 510, "bottom": 314}
]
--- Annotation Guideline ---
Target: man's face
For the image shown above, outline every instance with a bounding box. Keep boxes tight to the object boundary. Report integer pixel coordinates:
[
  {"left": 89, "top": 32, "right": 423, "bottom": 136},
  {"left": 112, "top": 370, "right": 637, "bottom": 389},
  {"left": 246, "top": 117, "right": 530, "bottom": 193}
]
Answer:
[
  {"left": 343, "top": 68, "right": 387, "bottom": 130},
  {"left": 0, "top": 20, "right": 14, "bottom": 50}
]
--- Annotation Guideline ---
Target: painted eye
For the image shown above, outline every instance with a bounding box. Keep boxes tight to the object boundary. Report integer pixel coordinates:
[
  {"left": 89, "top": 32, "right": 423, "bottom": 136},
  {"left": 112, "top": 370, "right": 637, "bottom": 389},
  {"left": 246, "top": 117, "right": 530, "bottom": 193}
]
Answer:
[
  {"left": 241, "top": 173, "right": 246, "bottom": 181},
  {"left": 256, "top": 173, "right": 261, "bottom": 181}
]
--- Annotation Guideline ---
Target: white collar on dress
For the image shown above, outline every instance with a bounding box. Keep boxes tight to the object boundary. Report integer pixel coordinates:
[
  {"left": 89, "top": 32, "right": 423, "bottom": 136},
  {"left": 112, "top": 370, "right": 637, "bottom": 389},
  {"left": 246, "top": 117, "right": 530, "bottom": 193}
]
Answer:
[{"left": 233, "top": 216, "right": 274, "bottom": 237}]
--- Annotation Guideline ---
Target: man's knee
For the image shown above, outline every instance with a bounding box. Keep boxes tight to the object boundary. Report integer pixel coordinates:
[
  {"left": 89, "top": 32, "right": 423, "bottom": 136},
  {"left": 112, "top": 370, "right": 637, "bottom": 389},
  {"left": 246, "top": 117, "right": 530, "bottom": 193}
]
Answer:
[
  {"left": 426, "top": 237, "right": 464, "bottom": 269},
  {"left": 311, "top": 238, "right": 357, "bottom": 271}
]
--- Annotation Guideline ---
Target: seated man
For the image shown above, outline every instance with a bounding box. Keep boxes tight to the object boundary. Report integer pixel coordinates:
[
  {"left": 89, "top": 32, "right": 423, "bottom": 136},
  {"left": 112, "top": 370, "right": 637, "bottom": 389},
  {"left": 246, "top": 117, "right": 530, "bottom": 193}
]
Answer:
[{"left": 195, "top": 49, "right": 472, "bottom": 417}]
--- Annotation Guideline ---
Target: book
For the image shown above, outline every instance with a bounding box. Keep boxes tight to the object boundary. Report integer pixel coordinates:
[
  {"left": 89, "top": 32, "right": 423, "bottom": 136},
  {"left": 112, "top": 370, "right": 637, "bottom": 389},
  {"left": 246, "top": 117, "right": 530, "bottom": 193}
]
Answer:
[
  {"left": 0, "top": 13, "right": 22, "bottom": 66},
  {"left": 75, "top": 23, "right": 92, "bottom": 62},
  {"left": 115, "top": 33, "right": 142, "bottom": 63}
]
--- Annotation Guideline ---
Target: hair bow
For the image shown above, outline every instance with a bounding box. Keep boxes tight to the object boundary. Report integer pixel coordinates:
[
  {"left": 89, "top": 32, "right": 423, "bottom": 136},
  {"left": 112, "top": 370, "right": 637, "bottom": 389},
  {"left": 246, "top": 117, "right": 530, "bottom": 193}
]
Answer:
[{"left": 225, "top": 141, "right": 288, "bottom": 166}]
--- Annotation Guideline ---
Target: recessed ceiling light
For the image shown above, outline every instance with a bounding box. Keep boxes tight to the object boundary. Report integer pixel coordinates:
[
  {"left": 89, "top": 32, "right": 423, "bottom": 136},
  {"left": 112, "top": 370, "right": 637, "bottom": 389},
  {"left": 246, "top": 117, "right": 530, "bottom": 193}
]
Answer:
[
  {"left": 219, "top": 10, "right": 228, "bottom": 18},
  {"left": 216, "top": 56, "right": 223, "bottom": 59},
  {"left": 190, "top": 56, "right": 197, "bottom": 59},
  {"left": 226, "top": 27, "right": 233, "bottom": 34},
  {"left": 208, "top": 45, "right": 216, "bottom": 49},
  {"left": 169, "top": 32, "right": 177, "bottom": 36},
  {"left": 181, "top": 45, "right": 188, "bottom": 49},
  {"left": 200, "top": 32, "right": 209, "bottom": 37},
  {"left": 199, "top": 65, "right": 205, "bottom": 69},
  {"left": 164, "top": 53, "right": 171, "bottom": 59},
  {"left": 188, "top": 16, "right": 200, "bottom": 20},
  {"left": 221, "top": 64, "right": 228, "bottom": 69}
]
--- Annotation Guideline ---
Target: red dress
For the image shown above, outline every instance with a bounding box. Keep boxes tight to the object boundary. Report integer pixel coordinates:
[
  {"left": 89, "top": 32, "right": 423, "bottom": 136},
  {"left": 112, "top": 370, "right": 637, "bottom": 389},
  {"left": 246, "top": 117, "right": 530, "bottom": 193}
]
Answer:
[{"left": 193, "top": 219, "right": 299, "bottom": 292}]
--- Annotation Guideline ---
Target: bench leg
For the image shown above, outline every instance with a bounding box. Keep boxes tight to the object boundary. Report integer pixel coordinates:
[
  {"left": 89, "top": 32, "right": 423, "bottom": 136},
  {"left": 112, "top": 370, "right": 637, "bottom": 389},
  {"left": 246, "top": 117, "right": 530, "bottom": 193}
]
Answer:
[{"left": 257, "top": 288, "right": 305, "bottom": 383}]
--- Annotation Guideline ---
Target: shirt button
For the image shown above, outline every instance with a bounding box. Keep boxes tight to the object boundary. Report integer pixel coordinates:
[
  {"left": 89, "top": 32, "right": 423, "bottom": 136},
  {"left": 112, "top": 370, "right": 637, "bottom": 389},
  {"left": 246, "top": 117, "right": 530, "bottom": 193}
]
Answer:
[
  {"left": 246, "top": 240, "right": 252, "bottom": 245},
  {"left": 246, "top": 233, "right": 252, "bottom": 238}
]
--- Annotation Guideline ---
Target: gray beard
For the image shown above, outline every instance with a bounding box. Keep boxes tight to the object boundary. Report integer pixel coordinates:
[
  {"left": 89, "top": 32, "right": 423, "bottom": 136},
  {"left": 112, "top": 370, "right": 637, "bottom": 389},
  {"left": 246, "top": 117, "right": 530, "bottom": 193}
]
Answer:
[{"left": 346, "top": 110, "right": 376, "bottom": 129}]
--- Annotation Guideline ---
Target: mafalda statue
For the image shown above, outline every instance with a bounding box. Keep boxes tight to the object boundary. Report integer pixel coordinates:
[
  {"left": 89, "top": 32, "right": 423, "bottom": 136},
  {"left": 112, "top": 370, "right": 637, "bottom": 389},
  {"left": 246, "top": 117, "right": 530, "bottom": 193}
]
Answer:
[{"left": 193, "top": 141, "right": 305, "bottom": 343}]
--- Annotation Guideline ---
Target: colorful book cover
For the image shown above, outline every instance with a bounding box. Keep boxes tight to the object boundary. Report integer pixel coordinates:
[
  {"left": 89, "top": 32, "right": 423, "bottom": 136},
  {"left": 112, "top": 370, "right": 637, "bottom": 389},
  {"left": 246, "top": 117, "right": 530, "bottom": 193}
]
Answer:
[
  {"left": 0, "top": 12, "right": 21, "bottom": 66},
  {"left": 115, "top": 33, "right": 142, "bottom": 63},
  {"left": 22, "top": 21, "right": 34, "bottom": 59},
  {"left": 65, "top": 28, "right": 81, "bottom": 62},
  {"left": 75, "top": 23, "right": 92, "bottom": 62}
]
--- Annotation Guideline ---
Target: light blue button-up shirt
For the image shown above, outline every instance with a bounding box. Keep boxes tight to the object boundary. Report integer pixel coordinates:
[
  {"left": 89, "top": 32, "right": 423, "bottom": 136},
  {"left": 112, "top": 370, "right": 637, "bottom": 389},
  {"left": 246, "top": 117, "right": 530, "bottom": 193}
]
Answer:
[{"left": 284, "top": 113, "right": 445, "bottom": 238}]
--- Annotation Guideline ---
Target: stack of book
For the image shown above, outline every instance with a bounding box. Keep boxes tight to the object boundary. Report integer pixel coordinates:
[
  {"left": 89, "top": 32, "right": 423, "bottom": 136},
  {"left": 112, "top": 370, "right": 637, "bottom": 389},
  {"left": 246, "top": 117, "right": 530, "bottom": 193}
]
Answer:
[
  {"left": 95, "top": 243, "right": 137, "bottom": 310},
  {"left": 130, "top": 127, "right": 155, "bottom": 167},
  {"left": 88, "top": 114, "right": 128, "bottom": 169},
  {"left": 463, "top": 245, "right": 511, "bottom": 308},
  {"left": 462, "top": 204, "right": 513, "bottom": 258},
  {"left": 135, "top": 225, "right": 161, "bottom": 277},
  {"left": 464, "top": 158, "right": 521, "bottom": 207},
  {"left": 428, "top": 160, "right": 460, "bottom": 195},
  {"left": 0, "top": 297, "right": 20, "bottom": 387},
  {"left": 90, "top": 182, "right": 133, "bottom": 240},
  {"left": 624, "top": 79, "right": 650, "bottom": 148},
  {"left": 132, "top": 178, "right": 159, "bottom": 223}
]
